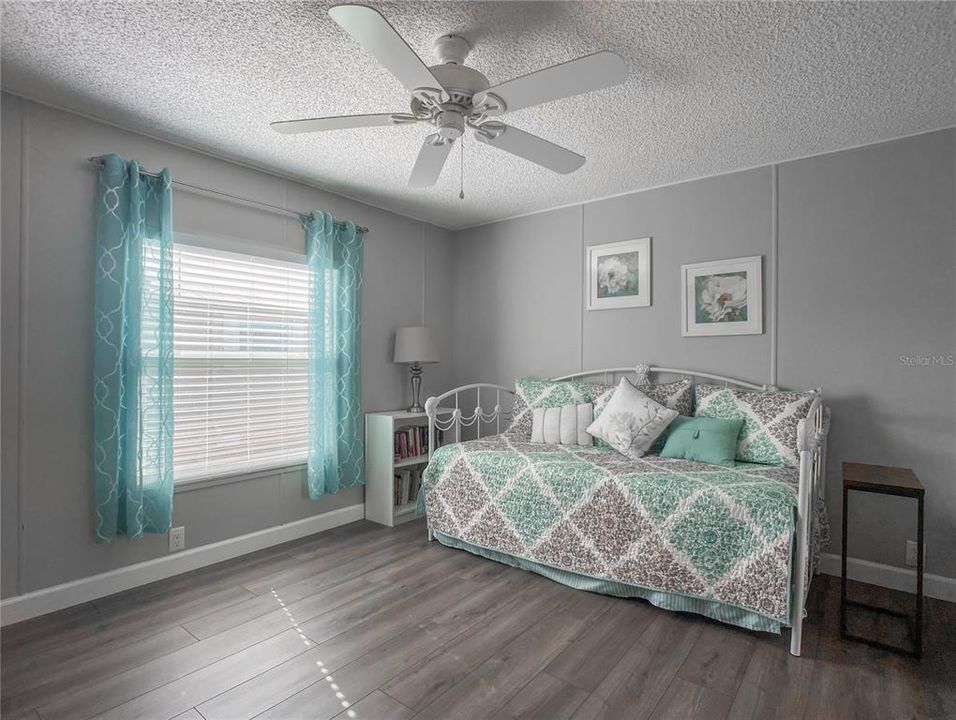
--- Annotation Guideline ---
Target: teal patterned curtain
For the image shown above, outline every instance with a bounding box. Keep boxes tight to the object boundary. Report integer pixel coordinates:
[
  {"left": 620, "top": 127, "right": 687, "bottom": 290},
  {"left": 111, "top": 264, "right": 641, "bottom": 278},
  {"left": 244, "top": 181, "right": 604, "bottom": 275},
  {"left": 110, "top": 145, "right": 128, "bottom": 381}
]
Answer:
[
  {"left": 93, "top": 154, "right": 174, "bottom": 540},
  {"left": 302, "top": 211, "right": 364, "bottom": 499}
]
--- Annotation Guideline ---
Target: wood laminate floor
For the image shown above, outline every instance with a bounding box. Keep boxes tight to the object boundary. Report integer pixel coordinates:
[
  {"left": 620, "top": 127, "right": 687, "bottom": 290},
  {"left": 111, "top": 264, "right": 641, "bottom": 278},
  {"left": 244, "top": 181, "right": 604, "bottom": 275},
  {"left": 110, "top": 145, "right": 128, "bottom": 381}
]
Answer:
[{"left": 2, "top": 519, "right": 953, "bottom": 720}]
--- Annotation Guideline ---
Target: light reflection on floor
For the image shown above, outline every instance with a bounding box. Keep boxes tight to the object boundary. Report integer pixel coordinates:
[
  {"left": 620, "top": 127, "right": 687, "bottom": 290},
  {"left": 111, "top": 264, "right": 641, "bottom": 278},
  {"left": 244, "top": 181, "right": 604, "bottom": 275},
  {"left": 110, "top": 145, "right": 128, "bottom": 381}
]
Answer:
[{"left": 271, "top": 588, "right": 358, "bottom": 718}]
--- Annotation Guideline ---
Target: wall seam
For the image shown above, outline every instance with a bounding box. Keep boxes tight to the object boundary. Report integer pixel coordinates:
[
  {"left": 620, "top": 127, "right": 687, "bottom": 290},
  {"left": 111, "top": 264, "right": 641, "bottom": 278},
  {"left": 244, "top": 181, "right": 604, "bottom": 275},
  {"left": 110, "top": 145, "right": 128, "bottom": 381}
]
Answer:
[
  {"left": 16, "top": 99, "right": 29, "bottom": 595},
  {"left": 770, "top": 164, "right": 779, "bottom": 387},
  {"left": 580, "top": 205, "right": 585, "bottom": 372},
  {"left": 421, "top": 226, "right": 427, "bottom": 326}
]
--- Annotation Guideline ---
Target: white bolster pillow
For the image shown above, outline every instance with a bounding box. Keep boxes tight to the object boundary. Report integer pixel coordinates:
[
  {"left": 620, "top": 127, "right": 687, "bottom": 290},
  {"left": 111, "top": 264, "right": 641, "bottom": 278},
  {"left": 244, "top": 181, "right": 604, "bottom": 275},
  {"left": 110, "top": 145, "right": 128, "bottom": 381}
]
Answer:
[{"left": 531, "top": 403, "right": 593, "bottom": 446}]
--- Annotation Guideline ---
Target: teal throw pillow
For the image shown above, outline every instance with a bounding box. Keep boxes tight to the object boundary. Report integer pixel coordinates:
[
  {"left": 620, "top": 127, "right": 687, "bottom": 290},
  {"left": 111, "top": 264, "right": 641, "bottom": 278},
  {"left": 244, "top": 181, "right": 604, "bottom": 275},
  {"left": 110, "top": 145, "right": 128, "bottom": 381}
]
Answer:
[{"left": 660, "top": 416, "right": 745, "bottom": 468}]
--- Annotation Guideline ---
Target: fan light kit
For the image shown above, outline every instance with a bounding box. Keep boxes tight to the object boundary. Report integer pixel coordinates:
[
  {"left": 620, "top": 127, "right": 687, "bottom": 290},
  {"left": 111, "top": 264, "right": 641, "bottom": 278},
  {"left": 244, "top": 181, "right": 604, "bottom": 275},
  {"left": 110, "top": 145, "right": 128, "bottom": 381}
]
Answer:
[{"left": 272, "top": 4, "right": 627, "bottom": 188}]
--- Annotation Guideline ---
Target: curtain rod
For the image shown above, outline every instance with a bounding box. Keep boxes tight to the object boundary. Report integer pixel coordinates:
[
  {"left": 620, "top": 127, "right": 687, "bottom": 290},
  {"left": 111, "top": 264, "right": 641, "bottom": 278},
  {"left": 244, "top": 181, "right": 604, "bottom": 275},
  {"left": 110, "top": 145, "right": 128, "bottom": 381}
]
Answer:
[{"left": 86, "top": 157, "right": 369, "bottom": 234}]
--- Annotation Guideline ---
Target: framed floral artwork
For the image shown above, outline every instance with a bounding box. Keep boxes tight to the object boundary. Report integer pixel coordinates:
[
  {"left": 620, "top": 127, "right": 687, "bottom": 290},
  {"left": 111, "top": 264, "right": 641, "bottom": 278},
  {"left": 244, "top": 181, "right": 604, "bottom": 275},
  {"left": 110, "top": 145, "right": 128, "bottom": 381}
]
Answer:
[
  {"left": 681, "top": 255, "right": 763, "bottom": 336},
  {"left": 587, "top": 238, "right": 651, "bottom": 310}
]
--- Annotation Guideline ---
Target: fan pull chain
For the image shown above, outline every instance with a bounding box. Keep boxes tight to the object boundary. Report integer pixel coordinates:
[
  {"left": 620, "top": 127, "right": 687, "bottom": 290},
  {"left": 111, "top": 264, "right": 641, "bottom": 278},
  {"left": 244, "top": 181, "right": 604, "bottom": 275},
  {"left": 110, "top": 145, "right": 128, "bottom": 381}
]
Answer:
[{"left": 459, "top": 136, "right": 465, "bottom": 200}]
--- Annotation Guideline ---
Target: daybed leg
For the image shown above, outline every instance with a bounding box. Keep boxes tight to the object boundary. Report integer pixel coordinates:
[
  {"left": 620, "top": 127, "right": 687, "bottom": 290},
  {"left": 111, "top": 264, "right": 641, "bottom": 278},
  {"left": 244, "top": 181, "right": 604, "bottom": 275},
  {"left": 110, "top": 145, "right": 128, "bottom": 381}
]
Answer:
[
  {"left": 790, "top": 435, "right": 813, "bottom": 657},
  {"left": 427, "top": 528, "right": 434, "bottom": 542},
  {"left": 790, "top": 615, "right": 803, "bottom": 656}
]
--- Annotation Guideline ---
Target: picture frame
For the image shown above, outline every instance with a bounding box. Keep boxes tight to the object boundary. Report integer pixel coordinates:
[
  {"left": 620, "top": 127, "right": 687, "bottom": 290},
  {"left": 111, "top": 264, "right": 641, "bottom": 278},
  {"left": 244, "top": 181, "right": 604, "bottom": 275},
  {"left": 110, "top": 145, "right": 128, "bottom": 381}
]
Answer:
[
  {"left": 681, "top": 255, "right": 763, "bottom": 336},
  {"left": 587, "top": 237, "right": 651, "bottom": 311}
]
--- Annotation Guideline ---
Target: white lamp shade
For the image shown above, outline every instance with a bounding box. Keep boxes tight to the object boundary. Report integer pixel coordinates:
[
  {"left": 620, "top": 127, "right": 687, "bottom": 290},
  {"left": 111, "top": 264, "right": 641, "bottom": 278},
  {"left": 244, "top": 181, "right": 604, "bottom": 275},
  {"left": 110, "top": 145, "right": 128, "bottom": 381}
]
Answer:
[{"left": 393, "top": 326, "right": 439, "bottom": 364}]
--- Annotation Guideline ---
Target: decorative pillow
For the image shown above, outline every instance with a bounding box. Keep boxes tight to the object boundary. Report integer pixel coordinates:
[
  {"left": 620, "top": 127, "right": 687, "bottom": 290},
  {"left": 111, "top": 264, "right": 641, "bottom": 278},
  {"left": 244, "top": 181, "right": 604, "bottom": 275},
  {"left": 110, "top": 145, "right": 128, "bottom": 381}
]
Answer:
[
  {"left": 592, "top": 377, "right": 694, "bottom": 452},
  {"left": 586, "top": 378, "right": 679, "bottom": 459},
  {"left": 507, "top": 378, "right": 611, "bottom": 440},
  {"left": 694, "top": 384, "right": 819, "bottom": 467},
  {"left": 660, "top": 416, "right": 744, "bottom": 467},
  {"left": 637, "top": 377, "right": 695, "bottom": 417},
  {"left": 530, "top": 403, "right": 593, "bottom": 445}
]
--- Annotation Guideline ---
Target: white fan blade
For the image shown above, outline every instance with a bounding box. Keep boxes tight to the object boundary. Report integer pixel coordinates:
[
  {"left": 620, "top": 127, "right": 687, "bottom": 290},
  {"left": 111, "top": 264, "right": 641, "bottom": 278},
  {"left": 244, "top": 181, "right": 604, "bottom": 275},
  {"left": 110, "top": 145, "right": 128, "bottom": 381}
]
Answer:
[
  {"left": 329, "top": 5, "right": 446, "bottom": 96},
  {"left": 408, "top": 135, "right": 453, "bottom": 187},
  {"left": 473, "top": 51, "right": 626, "bottom": 113},
  {"left": 271, "top": 114, "right": 405, "bottom": 134},
  {"left": 475, "top": 123, "right": 584, "bottom": 174}
]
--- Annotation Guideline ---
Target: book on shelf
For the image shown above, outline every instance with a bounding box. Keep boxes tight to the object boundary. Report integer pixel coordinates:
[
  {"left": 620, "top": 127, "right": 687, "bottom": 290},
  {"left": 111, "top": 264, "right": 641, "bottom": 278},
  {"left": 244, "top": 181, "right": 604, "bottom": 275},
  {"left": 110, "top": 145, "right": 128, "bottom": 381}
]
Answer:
[
  {"left": 392, "top": 425, "right": 445, "bottom": 461},
  {"left": 393, "top": 466, "right": 424, "bottom": 507}
]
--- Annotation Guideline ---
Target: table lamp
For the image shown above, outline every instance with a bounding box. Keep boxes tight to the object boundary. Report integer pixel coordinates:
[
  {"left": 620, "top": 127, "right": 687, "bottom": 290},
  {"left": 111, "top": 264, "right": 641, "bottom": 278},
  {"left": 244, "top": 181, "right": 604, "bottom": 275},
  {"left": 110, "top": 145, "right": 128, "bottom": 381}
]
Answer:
[{"left": 393, "top": 326, "right": 439, "bottom": 412}]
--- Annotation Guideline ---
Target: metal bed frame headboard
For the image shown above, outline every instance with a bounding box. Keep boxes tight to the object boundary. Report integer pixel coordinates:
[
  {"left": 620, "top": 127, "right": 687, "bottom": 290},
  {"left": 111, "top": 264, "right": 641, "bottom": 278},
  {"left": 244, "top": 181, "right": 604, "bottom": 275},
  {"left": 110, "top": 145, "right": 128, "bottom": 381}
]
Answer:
[
  {"left": 424, "top": 366, "right": 772, "bottom": 442},
  {"left": 551, "top": 365, "right": 772, "bottom": 391},
  {"left": 423, "top": 364, "right": 828, "bottom": 657}
]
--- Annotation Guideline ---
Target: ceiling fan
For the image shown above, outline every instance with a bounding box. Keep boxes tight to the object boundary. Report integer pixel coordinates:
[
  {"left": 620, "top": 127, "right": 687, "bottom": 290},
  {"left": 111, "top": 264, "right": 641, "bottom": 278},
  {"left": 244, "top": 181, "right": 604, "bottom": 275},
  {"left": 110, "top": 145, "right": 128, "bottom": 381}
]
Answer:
[{"left": 271, "top": 4, "right": 627, "bottom": 188}]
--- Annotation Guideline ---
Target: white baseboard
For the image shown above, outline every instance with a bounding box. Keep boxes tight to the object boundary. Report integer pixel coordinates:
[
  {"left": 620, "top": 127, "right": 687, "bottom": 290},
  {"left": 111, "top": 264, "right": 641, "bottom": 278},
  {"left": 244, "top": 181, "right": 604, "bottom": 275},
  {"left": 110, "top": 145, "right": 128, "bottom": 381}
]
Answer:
[
  {"left": 818, "top": 552, "right": 956, "bottom": 603},
  {"left": 0, "top": 503, "right": 365, "bottom": 627}
]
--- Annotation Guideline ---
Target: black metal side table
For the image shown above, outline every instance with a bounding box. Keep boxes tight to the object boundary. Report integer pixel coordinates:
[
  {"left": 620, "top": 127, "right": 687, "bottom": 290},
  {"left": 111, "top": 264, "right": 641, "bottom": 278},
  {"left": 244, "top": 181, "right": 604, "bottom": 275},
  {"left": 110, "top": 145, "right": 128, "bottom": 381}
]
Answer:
[{"left": 841, "top": 462, "right": 924, "bottom": 658}]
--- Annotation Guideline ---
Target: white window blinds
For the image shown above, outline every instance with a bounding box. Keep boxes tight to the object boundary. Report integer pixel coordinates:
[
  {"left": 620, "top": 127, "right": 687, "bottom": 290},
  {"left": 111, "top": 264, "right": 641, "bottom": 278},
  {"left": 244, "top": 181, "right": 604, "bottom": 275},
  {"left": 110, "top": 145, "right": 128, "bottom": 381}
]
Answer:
[{"left": 165, "top": 243, "right": 310, "bottom": 482}]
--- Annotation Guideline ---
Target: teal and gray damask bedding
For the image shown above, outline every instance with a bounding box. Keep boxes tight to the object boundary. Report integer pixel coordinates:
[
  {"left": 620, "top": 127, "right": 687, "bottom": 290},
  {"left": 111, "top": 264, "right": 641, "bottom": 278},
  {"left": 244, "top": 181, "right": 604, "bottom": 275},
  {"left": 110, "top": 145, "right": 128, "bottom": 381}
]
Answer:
[
  {"left": 694, "top": 384, "right": 818, "bottom": 467},
  {"left": 421, "top": 434, "right": 826, "bottom": 632}
]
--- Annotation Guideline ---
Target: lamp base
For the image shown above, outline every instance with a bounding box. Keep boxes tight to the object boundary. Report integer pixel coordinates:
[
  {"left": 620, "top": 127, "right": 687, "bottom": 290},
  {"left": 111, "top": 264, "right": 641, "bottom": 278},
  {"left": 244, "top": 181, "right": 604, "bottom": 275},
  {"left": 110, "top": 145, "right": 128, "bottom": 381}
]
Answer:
[{"left": 407, "top": 362, "right": 425, "bottom": 414}]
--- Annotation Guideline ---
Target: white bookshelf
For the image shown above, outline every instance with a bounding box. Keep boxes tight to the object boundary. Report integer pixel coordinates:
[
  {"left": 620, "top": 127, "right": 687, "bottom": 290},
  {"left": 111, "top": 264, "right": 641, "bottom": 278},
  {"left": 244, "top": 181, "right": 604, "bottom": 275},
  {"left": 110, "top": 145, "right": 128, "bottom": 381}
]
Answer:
[{"left": 365, "top": 409, "right": 447, "bottom": 527}]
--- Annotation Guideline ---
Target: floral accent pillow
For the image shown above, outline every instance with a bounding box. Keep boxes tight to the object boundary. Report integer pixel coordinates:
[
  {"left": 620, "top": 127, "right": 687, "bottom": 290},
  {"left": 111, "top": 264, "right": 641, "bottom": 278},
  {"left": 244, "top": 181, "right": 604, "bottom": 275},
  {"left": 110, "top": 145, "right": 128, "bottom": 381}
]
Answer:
[
  {"left": 694, "top": 384, "right": 819, "bottom": 467},
  {"left": 586, "top": 378, "right": 679, "bottom": 459},
  {"left": 593, "top": 377, "right": 694, "bottom": 452},
  {"left": 507, "top": 378, "right": 611, "bottom": 440}
]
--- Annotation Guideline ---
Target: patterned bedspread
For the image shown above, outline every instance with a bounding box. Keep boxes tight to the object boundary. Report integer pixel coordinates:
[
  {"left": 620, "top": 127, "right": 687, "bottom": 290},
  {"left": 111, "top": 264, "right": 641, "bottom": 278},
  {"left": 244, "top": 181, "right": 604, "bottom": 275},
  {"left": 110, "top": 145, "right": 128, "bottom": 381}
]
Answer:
[{"left": 422, "top": 435, "right": 813, "bottom": 626}]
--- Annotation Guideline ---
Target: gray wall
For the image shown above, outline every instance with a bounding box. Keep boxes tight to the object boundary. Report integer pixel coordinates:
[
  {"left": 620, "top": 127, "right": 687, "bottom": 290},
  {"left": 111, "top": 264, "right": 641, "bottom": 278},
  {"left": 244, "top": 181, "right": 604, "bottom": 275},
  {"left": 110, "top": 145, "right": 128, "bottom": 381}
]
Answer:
[
  {"left": 0, "top": 94, "right": 456, "bottom": 597},
  {"left": 583, "top": 167, "right": 773, "bottom": 379},
  {"left": 1, "top": 91, "right": 23, "bottom": 598},
  {"left": 776, "top": 131, "right": 955, "bottom": 578},
  {"left": 452, "top": 129, "right": 956, "bottom": 579},
  {"left": 455, "top": 207, "right": 583, "bottom": 383}
]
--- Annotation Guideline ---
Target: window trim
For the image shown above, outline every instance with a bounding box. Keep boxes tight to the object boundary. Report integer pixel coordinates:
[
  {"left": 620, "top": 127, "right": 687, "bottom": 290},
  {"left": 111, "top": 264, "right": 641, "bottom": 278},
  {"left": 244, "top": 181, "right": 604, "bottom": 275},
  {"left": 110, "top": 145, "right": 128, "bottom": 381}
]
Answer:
[{"left": 174, "top": 461, "right": 307, "bottom": 494}]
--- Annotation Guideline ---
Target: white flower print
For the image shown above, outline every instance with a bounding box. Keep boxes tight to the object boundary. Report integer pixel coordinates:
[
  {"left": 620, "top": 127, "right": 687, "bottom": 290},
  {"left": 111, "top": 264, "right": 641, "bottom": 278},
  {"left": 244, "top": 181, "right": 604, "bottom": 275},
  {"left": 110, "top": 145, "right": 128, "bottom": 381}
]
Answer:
[
  {"left": 698, "top": 274, "right": 747, "bottom": 322},
  {"left": 598, "top": 257, "right": 631, "bottom": 295}
]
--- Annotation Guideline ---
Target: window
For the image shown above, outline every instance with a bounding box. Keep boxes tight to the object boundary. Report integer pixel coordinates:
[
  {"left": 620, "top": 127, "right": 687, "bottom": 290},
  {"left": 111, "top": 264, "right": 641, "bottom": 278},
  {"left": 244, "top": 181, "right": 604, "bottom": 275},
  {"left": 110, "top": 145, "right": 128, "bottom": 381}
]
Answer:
[{"left": 162, "top": 243, "right": 310, "bottom": 482}]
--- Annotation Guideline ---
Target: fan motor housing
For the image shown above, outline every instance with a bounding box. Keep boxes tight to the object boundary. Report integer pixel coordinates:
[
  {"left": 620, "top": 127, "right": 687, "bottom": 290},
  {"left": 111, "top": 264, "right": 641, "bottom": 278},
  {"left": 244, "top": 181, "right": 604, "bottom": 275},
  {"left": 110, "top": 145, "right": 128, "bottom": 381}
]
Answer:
[
  {"left": 428, "top": 64, "right": 490, "bottom": 98},
  {"left": 410, "top": 63, "right": 491, "bottom": 120}
]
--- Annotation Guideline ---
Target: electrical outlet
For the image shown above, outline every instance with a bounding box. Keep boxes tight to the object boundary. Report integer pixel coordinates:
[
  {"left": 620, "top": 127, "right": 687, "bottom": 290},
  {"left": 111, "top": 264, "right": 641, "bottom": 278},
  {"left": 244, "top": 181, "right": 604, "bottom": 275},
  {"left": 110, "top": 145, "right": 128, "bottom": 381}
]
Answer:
[
  {"left": 169, "top": 526, "right": 185, "bottom": 552},
  {"left": 905, "top": 540, "right": 924, "bottom": 567}
]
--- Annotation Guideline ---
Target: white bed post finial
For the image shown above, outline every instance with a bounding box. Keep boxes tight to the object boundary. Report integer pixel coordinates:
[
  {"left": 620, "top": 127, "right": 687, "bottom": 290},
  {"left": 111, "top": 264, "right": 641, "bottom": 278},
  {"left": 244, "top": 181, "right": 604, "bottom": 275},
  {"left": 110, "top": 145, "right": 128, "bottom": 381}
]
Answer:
[{"left": 425, "top": 395, "right": 438, "bottom": 462}]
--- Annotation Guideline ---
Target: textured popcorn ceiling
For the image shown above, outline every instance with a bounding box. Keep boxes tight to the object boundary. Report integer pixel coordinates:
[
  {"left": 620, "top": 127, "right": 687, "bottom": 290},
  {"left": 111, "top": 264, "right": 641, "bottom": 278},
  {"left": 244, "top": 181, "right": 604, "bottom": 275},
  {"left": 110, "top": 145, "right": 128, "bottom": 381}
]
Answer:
[{"left": 2, "top": 1, "right": 954, "bottom": 230}]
